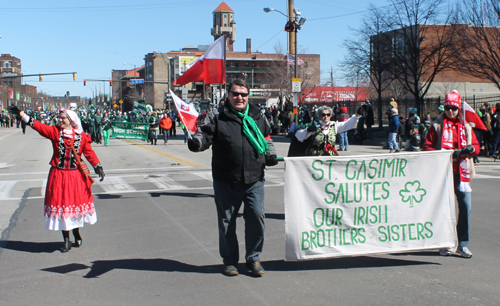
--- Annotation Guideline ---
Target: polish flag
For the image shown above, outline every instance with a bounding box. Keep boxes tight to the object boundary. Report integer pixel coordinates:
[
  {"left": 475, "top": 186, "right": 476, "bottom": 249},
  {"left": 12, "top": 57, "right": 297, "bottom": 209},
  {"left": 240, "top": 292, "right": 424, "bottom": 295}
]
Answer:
[
  {"left": 173, "top": 36, "right": 226, "bottom": 86},
  {"left": 170, "top": 90, "right": 199, "bottom": 132},
  {"left": 463, "top": 101, "right": 487, "bottom": 130}
]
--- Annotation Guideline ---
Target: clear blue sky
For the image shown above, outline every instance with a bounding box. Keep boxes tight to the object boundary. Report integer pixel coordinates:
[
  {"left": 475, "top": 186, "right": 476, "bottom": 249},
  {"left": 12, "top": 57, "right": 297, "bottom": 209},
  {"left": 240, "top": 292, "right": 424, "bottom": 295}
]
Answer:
[{"left": 1, "top": 0, "right": 376, "bottom": 98}]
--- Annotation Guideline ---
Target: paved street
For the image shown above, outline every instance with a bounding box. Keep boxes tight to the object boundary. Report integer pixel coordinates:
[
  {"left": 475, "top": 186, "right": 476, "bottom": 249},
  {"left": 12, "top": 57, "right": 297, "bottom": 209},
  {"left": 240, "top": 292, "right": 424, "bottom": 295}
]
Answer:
[{"left": 1, "top": 126, "right": 500, "bottom": 306}]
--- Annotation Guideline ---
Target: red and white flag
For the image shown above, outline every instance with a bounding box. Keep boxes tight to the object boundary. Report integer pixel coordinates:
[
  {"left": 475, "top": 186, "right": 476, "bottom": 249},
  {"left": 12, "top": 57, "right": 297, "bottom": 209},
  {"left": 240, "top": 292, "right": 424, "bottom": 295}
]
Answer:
[
  {"left": 173, "top": 36, "right": 226, "bottom": 86},
  {"left": 170, "top": 90, "right": 199, "bottom": 132},
  {"left": 463, "top": 101, "right": 487, "bottom": 130}
]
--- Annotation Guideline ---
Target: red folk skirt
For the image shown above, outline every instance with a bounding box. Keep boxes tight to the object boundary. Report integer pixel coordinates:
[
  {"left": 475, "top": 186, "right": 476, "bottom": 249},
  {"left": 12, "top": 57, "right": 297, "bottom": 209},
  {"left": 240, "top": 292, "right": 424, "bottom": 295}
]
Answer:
[{"left": 44, "top": 167, "right": 97, "bottom": 230}]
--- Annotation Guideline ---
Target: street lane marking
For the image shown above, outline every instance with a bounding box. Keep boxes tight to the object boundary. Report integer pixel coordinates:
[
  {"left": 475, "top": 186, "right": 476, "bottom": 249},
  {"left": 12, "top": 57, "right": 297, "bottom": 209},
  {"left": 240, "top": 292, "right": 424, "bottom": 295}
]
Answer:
[
  {"left": 191, "top": 171, "right": 213, "bottom": 182},
  {"left": 0, "top": 130, "right": 21, "bottom": 141},
  {"left": 145, "top": 175, "right": 188, "bottom": 190},
  {"left": 99, "top": 176, "right": 137, "bottom": 193},
  {"left": 0, "top": 183, "right": 284, "bottom": 201},
  {"left": 41, "top": 179, "right": 47, "bottom": 196},
  {"left": 0, "top": 181, "right": 17, "bottom": 199},
  {"left": 474, "top": 174, "right": 500, "bottom": 179},
  {"left": 121, "top": 139, "right": 201, "bottom": 167}
]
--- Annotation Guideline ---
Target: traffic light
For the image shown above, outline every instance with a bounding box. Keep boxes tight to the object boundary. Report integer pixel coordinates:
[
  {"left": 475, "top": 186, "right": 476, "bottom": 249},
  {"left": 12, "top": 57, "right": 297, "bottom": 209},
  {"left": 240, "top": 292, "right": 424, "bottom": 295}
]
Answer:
[
  {"left": 110, "top": 79, "right": 113, "bottom": 87},
  {"left": 73, "top": 73, "right": 77, "bottom": 81},
  {"left": 39, "top": 74, "right": 43, "bottom": 82},
  {"left": 83, "top": 79, "right": 86, "bottom": 86}
]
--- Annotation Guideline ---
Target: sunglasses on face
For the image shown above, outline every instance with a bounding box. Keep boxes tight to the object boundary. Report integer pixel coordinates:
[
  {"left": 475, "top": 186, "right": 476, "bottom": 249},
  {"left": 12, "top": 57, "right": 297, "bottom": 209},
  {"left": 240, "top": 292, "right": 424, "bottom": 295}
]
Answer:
[
  {"left": 230, "top": 91, "right": 249, "bottom": 97},
  {"left": 445, "top": 106, "right": 458, "bottom": 111},
  {"left": 320, "top": 113, "right": 331, "bottom": 117}
]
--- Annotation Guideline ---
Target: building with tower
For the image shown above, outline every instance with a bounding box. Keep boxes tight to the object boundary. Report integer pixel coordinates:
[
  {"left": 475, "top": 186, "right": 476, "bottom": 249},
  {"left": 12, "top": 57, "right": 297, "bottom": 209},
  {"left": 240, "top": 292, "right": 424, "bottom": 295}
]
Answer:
[
  {"left": 126, "top": 1, "right": 320, "bottom": 110},
  {"left": 211, "top": 1, "right": 236, "bottom": 52}
]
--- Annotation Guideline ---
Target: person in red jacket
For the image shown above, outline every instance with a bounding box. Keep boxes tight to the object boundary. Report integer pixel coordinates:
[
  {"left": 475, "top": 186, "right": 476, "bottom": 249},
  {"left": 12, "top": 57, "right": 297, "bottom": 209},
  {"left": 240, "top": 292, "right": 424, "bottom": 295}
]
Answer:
[
  {"left": 423, "top": 90, "right": 479, "bottom": 258},
  {"left": 159, "top": 111, "right": 173, "bottom": 145},
  {"left": 9, "top": 106, "right": 105, "bottom": 253}
]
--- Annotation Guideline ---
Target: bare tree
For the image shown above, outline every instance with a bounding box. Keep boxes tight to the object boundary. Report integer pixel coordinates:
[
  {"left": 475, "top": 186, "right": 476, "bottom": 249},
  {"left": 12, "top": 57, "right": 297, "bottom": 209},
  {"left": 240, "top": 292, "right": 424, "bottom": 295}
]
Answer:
[
  {"left": 385, "top": 0, "right": 457, "bottom": 117},
  {"left": 341, "top": 4, "right": 394, "bottom": 127},
  {"left": 267, "top": 42, "right": 316, "bottom": 108},
  {"left": 451, "top": 0, "right": 500, "bottom": 89}
]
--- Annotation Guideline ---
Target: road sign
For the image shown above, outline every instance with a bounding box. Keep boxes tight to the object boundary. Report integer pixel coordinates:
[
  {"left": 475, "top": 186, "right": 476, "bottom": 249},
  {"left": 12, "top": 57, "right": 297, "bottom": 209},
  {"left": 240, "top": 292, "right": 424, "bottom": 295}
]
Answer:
[
  {"left": 130, "top": 79, "right": 144, "bottom": 84},
  {"left": 119, "top": 100, "right": 123, "bottom": 104},
  {"left": 292, "top": 78, "right": 301, "bottom": 93}
]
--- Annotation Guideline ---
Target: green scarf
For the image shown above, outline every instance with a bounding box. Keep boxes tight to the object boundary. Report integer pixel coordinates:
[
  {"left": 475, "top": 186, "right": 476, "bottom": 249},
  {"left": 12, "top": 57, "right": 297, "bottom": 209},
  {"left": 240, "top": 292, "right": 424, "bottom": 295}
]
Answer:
[{"left": 228, "top": 103, "right": 269, "bottom": 155}]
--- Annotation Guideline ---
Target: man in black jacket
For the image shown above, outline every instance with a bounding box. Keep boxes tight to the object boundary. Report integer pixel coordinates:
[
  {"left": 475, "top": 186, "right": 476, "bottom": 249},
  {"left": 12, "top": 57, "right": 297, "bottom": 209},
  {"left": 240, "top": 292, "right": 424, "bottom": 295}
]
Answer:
[{"left": 188, "top": 79, "right": 278, "bottom": 277}]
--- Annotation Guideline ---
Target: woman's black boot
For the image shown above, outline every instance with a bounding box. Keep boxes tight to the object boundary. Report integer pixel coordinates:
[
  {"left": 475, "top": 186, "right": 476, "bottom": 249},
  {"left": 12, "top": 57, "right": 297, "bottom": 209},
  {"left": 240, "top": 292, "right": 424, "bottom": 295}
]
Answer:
[
  {"left": 60, "top": 230, "right": 71, "bottom": 253},
  {"left": 73, "top": 228, "right": 82, "bottom": 247}
]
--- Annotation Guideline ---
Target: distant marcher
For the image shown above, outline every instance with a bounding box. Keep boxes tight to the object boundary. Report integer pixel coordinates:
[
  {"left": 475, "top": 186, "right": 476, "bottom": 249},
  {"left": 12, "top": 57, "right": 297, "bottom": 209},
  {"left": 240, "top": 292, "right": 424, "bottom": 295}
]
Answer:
[
  {"left": 387, "top": 108, "right": 400, "bottom": 153},
  {"left": 363, "top": 100, "right": 374, "bottom": 140},
  {"left": 101, "top": 112, "right": 112, "bottom": 146},
  {"left": 491, "top": 103, "right": 500, "bottom": 160},
  {"left": 337, "top": 106, "right": 350, "bottom": 151},
  {"left": 159, "top": 111, "right": 173, "bottom": 145}
]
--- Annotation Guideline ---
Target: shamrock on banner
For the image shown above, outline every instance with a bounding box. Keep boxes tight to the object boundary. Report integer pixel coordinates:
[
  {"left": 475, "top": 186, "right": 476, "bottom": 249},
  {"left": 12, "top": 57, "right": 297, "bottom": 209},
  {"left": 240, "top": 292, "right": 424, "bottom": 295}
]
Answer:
[{"left": 399, "top": 181, "right": 427, "bottom": 208}]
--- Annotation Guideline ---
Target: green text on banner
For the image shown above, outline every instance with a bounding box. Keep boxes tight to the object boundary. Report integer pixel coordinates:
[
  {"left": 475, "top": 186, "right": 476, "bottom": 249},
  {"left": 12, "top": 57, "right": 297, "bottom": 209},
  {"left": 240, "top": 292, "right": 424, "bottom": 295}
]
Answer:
[
  {"left": 284, "top": 150, "right": 457, "bottom": 261},
  {"left": 111, "top": 122, "right": 149, "bottom": 140}
]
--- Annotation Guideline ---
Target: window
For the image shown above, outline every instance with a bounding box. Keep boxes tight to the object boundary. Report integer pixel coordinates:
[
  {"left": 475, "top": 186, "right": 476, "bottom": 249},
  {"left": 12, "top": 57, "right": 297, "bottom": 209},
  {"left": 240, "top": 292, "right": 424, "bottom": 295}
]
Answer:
[
  {"left": 245, "top": 62, "right": 249, "bottom": 67},
  {"left": 230, "top": 62, "right": 234, "bottom": 67}
]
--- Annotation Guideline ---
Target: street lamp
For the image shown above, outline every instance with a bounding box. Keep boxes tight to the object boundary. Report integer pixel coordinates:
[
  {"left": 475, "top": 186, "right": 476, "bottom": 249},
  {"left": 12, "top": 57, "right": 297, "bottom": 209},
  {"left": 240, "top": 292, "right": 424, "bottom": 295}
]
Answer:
[
  {"left": 263, "top": 7, "right": 306, "bottom": 78},
  {"left": 264, "top": 6, "right": 306, "bottom": 121}
]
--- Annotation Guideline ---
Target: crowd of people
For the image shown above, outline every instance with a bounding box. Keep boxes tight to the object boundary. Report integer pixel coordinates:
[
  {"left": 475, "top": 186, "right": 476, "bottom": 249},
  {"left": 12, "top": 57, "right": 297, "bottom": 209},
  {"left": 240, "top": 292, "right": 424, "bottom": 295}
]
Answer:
[{"left": 383, "top": 98, "right": 500, "bottom": 162}]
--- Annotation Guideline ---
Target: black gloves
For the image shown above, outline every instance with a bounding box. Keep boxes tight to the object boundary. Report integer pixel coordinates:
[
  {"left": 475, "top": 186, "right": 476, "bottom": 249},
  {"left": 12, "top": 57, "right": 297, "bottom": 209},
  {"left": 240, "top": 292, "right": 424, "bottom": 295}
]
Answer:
[
  {"left": 265, "top": 154, "right": 278, "bottom": 166},
  {"left": 357, "top": 107, "right": 364, "bottom": 116},
  {"left": 8, "top": 105, "right": 21, "bottom": 116},
  {"left": 453, "top": 145, "right": 475, "bottom": 159},
  {"left": 188, "top": 137, "right": 201, "bottom": 152},
  {"left": 461, "top": 145, "right": 475, "bottom": 155},
  {"left": 94, "top": 164, "right": 105, "bottom": 182},
  {"left": 307, "top": 124, "right": 317, "bottom": 132}
]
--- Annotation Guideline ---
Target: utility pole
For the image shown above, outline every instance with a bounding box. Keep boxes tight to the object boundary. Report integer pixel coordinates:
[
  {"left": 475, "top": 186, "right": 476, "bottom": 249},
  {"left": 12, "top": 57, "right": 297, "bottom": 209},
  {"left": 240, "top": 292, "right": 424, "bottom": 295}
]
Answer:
[{"left": 288, "top": 0, "right": 295, "bottom": 55}]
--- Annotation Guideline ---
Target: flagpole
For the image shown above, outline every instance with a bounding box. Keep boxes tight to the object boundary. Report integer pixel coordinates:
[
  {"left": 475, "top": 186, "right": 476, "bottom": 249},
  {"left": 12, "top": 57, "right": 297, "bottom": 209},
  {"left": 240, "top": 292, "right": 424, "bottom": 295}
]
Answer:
[{"left": 171, "top": 94, "right": 194, "bottom": 140}]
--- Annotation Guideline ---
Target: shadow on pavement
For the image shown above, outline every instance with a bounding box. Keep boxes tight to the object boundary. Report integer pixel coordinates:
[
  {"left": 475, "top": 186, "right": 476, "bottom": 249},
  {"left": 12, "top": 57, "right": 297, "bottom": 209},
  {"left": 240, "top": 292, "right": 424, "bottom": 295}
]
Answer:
[
  {"left": 264, "top": 213, "right": 285, "bottom": 220},
  {"left": 149, "top": 192, "right": 214, "bottom": 198},
  {"left": 262, "top": 256, "right": 439, "bottom": 271},
  {"left": 41, "top": 255, "right": 439, "bottom": 279},
  {"left": 96, "top": 194, "right": 123, "bottom": 199},
  {"left": 0, "top": 240, "right": 59, "bottom": 253},
  {"left": 42, "top": 258, "right": 221, "bottom": 278}
]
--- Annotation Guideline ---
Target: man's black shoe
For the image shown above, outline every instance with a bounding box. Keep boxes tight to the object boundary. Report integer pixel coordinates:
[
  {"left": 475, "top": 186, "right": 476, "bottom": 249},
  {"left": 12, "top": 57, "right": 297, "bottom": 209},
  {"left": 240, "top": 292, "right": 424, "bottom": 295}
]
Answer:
[
  {"left": 246, "top": 260, "right": 265, "bottom": 276},
  {"left": 222, "top": 265, "right": 239, "bottom": 276}
]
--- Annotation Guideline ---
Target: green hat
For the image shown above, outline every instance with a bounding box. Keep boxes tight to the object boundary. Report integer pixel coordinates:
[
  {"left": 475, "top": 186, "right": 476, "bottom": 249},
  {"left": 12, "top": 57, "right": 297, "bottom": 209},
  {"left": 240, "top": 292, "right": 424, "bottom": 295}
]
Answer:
[{"left": 438, "top": 105, "right": 444, "bottom": 111}]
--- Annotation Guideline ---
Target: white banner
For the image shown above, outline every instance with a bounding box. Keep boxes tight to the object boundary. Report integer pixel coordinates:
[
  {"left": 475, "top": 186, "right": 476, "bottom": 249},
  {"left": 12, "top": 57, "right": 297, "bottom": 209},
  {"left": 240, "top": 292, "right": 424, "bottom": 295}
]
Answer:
[{"left": 284, "top": 151, "right": 457, "bottom": 261}]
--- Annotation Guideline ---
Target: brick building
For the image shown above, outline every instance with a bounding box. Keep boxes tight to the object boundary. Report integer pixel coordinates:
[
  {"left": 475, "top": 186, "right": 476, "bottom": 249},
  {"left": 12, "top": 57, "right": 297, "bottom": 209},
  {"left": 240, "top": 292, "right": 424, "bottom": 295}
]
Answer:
[
  {"left": 134, "top": 1, "right": 320, "bottom": 109},
  {"left": 370, "top": 24, "right": 500, "bottom": 100}
]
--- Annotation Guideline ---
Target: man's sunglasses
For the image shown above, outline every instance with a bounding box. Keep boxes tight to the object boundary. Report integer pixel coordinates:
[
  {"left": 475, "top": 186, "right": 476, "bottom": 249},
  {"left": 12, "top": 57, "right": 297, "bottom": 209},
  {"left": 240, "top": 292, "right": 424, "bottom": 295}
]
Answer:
[
  {"left": 230, "top": 91, "right": 249, "bottom": 97},
  {"left": 320, "top": 113, "right": 331, "bottom": 117},
  {"left": 445, "top": 106, "right": 458, "bottom": 111}
]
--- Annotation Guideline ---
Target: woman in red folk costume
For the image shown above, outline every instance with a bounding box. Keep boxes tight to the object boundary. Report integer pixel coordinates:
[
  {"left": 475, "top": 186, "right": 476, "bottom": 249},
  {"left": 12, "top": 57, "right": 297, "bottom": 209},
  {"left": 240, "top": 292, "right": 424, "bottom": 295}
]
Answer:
[
  {"left": 9, "top": 106, "right": 105, "bottom": 253},
  {"left": 423, "top": 90, "right": 479, "bottom": 258}
]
